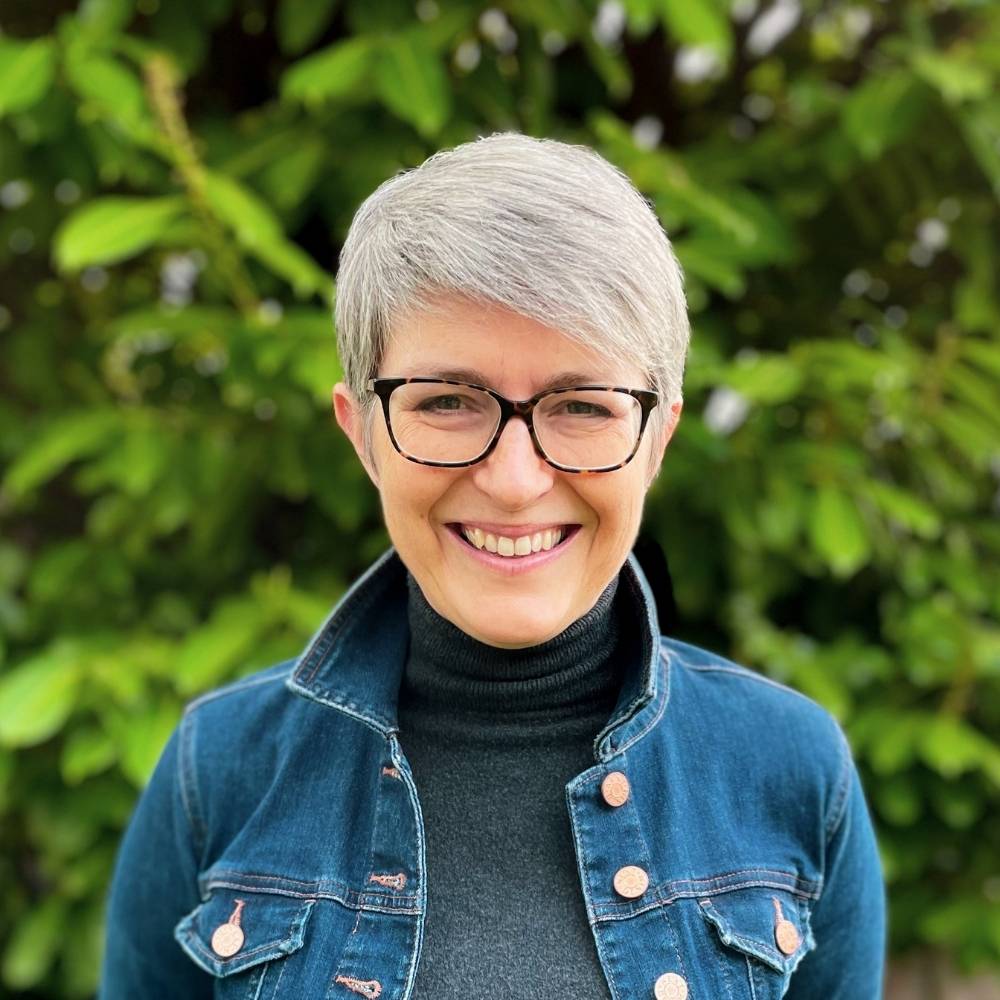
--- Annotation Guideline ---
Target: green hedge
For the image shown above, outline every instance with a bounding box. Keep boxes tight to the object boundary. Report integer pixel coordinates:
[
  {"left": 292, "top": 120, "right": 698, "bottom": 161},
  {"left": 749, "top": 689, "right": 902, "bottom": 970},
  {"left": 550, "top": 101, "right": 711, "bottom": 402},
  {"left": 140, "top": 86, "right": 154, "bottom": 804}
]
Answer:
[{"left": 1, "top": 0, "right": 999, "bottom": 995}]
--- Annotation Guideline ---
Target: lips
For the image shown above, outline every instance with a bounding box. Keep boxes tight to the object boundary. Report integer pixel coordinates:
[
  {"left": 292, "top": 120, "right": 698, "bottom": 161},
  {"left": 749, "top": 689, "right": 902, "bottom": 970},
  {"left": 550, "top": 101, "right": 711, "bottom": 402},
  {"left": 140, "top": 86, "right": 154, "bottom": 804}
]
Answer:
[
  {"left": 462, "top": 525, "right": 563, "bottom": 555},
  {"left": 447, "top": 523, "right": 579, "bottom": 559}
]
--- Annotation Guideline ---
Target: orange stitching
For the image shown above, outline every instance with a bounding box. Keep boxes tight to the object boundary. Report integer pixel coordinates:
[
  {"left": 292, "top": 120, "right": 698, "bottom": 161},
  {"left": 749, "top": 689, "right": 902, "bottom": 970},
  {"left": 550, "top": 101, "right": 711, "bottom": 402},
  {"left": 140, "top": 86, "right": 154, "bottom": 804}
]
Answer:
[
  {"left": 381, "top": 766, "right": 400, "bottom": 778},
  {"left": 368, "top": 872, "right": 407, "bottom": 890},
  {"left": 335, "top": 975, "right": 382, "bottom": 997}
]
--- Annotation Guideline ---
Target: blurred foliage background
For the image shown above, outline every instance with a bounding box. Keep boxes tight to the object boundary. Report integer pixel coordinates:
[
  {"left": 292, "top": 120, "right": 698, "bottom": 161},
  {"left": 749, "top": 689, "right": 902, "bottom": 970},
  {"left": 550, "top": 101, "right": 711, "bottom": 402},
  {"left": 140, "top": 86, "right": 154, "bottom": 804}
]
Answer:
[{"left": 1, "top": 0, "right": 999, "bottom": 996}]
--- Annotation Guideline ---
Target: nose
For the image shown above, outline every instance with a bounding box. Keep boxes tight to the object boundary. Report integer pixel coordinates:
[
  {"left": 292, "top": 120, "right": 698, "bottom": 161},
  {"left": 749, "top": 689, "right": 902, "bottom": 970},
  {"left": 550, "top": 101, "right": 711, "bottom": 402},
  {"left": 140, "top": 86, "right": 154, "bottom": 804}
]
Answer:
[{"left": 470, "top": 415, "right": 555, "bottom": 509}]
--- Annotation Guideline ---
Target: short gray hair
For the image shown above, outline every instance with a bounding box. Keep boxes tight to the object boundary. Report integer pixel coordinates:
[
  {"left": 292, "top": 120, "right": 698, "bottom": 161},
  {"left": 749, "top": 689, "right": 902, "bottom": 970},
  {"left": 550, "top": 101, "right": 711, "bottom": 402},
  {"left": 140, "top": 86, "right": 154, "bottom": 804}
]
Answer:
[{"left": 334, "top": 131, "right": 690, "bottom": 462}]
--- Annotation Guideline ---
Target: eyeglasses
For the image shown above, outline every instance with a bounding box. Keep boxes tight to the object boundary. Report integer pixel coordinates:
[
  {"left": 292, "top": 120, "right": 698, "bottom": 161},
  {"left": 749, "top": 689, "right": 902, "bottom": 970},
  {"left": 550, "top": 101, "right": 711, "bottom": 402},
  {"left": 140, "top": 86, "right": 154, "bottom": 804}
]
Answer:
[{"left": 367, "top": 377, "right": 659, "bottom": 473}]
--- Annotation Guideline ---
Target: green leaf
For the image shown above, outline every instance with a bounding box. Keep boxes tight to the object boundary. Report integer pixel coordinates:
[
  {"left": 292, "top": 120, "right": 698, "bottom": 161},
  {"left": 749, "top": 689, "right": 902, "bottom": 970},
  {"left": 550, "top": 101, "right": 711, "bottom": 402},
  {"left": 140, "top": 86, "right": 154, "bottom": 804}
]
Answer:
[
  {"left": 202, "top": 170, "right": 283, "bottom": 247},
  {"left": 280, "top": 36, "right": 375, "bottom": 107},
  {"left": 61, "top": 725, "right": 117, "bottom": 784},
  {"left": 919, "top": 716, "right": 1000, "bottom": 784},
  {"left": 77, "top": 0, "right": 136, "bottom": 37},
  {"left": 910, "top": 48, "right": 993, "bottom": 105},
  {"left": 114, "top": 701, "right": 180, "bottom": 787},
  {"left": 721, "top": 354, "right": 803, "bottom": 404},
  {"left": 675, "top": 238, "right": 746, "bottom": 297},
  {"left": 53, "top": 196, "right": 186, "bottom": 271},
  {"left": 257, "top": 137, "right": 326, "bottom": 211},
  {"left": 64, "top": 50, "right": 154, "bottom": 141},
  {"left": 250, "top": 238, "right": 334, "bottom": 299},
  {"left": 961, "top": 338, "right": 1000, "bottom": 380},
  {"left": 0, "top": 37, "right": 56, "bottom": 117},
  {"left": 375, "top": 32, "right": 451, "bottom": 138},
  {"left": 288, "top": 338, "right": 342, "bottom": 400},
  {"left": 659, "top": 0, "right": 732, "bottom": 58},
  {"left": 201, "top": 171, "right": 332, "bottom": 296},
  {"left": 2, "top": 410, "right": 121, "bottom": 500},
  {"left": 944, "top": 362, "right": 1000, "bottom": 426},
  {"left": 1, "top": 898, "right": 66, "bottom": 990},
  {"left": 931, "top": 783, "right": 983, "bottom": 829},
  {"left": 841, "top": 70, "right": 926, "bottom": 160},
  {"left": 807, "top": 484, "right": 871, "bottom": 577},
  {"left": 955, "top": 100, "right": 1000, "bottom": 199},
  {"left": 0, "top": 644, "right": 80, "bottom": 748},
  {"left": 876, "top": 776, "right": 923, "bottom": 826},
  {"left": 277, "top": 0, "right": 340, "bottom": 55},
  {"left": 933, "top": 404, "right": 998, "bottom": 469},
  {"left": 173, "top": 597, "right": 267, "bottom": 695},
  {"left": 863, "top": 713, "right": 919, "bottom": 774},
  {"left": 863, "top": 479, "right": 942, "bottom": 539}
]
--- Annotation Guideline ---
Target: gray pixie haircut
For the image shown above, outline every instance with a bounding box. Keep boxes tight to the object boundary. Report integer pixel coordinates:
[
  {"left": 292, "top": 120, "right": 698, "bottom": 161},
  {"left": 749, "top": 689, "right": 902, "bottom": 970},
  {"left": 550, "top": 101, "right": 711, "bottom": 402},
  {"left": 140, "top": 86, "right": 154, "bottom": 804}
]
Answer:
[{"left": 334, "top": 131, "right": 690, "bottom": 461}]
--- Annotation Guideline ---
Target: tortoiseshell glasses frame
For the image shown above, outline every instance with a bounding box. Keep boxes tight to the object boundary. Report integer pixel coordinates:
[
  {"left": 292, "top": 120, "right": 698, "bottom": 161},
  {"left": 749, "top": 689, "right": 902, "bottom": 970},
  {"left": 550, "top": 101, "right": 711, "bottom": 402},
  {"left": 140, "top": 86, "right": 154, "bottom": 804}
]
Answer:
[{"left": 366, "top": 376, "right": 660, "bottom": 474}]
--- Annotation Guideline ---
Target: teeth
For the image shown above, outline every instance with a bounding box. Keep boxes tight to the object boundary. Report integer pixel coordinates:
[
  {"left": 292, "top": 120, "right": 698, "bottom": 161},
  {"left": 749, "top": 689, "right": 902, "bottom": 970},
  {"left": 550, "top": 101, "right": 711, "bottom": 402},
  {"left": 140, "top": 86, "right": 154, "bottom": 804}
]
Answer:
[{"left": 461, "top": 526, "right": 565, "bottom": 557}]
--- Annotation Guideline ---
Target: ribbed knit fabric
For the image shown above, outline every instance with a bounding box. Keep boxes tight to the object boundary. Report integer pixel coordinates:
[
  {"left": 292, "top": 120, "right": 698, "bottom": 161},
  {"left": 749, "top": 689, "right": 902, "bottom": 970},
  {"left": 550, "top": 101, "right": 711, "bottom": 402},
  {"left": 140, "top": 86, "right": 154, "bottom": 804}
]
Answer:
[{"left": 397, "top": 572, "right": 625, "bottom": 999}]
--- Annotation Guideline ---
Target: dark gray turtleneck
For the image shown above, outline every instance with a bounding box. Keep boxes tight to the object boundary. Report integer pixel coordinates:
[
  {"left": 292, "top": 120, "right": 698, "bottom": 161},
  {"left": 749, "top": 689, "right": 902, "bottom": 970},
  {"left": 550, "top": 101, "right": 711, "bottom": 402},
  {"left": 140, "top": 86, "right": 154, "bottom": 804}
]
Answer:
[{"left": 397, "top": 572, "right": 624, "bottom": 1000}]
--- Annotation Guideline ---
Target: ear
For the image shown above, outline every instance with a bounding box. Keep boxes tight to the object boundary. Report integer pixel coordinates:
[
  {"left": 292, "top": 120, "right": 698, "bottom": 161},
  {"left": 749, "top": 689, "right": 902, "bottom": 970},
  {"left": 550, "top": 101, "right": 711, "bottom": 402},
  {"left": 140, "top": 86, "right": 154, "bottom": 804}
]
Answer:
[
  {"left": 646, "top": 400, "right": 683, "bottom": 488},
  {"left": 332, "top": 382, "right": 380, "bottom": 488}
]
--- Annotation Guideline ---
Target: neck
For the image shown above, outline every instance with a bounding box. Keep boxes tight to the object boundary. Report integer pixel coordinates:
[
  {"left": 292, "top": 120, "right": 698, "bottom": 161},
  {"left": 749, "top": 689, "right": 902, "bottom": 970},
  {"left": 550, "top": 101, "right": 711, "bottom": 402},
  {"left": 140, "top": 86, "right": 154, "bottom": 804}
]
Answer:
[{"left": 400, "top": 572, "right": 624, "bottom": 722}]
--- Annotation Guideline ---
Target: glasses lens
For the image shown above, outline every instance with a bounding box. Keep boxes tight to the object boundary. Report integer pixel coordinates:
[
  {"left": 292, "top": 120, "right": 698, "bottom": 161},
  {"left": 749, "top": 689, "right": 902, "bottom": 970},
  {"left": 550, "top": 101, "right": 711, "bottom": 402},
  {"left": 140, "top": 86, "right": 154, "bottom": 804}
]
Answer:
[
  {"left": 388, "top": 382, "right": 501, "bottom": 463},
  {"left": 534, "top": 389, "right": 642, "bottom": 469}
]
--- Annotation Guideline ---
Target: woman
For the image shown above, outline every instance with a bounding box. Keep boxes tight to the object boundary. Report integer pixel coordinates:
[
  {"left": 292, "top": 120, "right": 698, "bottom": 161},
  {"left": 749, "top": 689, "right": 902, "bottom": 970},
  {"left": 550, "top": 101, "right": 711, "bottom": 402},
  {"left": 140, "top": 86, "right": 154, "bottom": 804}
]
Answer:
[{"left": 100, "top": 133, "right": 886, "bottom": 999}]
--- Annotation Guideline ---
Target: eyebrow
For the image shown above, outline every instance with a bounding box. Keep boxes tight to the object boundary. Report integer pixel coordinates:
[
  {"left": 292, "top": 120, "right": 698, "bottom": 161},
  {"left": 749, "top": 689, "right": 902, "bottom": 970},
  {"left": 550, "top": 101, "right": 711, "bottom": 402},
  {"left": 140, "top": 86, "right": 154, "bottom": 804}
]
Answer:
[{"left": 401, "top": 367, "right": 605, "bottom": 393}]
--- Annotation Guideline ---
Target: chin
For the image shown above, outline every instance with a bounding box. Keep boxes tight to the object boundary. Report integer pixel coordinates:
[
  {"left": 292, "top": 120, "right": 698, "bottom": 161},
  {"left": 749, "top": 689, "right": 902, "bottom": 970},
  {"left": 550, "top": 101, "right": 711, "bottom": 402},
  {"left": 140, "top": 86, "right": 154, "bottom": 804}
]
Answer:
[{"left": 456, "top": 602, "right": 570, "bottom": 649}]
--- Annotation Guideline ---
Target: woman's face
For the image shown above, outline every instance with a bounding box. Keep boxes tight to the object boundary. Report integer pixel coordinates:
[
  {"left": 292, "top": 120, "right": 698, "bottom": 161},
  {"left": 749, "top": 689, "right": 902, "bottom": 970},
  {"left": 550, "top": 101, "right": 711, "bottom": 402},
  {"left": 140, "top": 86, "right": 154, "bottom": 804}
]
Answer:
[{"left": 333, "top": 295, "right": 682, "bottom": 647}]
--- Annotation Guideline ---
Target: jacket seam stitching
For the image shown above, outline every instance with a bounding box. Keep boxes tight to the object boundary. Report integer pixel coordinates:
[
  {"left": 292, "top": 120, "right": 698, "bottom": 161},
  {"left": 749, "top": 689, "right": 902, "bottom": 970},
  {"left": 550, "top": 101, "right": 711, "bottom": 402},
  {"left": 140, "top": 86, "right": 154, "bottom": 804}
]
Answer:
[
  {"left": 824, "top": 725, "right": 853, "bottom": 845},
  {"left": 680, "top": 661, "right": 825, "bottom": 708},
  {"left": 184, "top": 670, "right": 288, "bottom": 714},
  {"left": 178, "top": 709, "right": 207, "bottom": 858}
]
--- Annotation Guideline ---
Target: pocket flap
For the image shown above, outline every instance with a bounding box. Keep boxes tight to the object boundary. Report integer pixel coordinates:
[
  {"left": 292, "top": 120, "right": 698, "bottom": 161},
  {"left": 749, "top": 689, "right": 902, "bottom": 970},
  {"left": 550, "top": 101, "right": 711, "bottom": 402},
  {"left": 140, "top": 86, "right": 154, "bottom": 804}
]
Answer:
[
  {"left": 174, "top": 886, "right": 314, "bottom": 977},
  {"left": 698, "top": 887, "right": 814, "bottom": 975}
]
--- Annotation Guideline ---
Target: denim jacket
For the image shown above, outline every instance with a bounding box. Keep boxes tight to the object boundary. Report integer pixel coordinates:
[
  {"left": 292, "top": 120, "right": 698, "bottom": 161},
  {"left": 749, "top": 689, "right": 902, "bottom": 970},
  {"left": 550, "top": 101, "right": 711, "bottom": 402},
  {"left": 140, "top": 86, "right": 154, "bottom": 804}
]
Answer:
[{"left": 100, "top": 548, "right": 886, "bottom": 999}]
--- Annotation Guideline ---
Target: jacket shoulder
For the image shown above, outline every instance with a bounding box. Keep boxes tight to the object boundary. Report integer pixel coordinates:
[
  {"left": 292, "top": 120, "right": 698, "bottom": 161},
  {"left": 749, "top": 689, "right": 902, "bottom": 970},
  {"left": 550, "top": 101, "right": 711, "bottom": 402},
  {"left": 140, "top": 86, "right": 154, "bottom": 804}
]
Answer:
[
  {"left": 661, "top": 635, "right": 853, "bottom": 840},
  {"left": 183, "top": 658, "right": 298, "bottom": 726},
  {"left": 662, "top": 635, "right": 838, "bottom": 724}
]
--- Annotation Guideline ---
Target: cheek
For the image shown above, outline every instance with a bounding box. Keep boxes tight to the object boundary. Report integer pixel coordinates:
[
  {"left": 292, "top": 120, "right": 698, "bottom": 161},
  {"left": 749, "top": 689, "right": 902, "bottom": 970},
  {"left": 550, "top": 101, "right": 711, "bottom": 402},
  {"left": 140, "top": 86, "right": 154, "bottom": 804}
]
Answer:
[
  {"left": 378, "top": 462, "right": 458, "bottom": 534},
  {"left": 590, "top": 473, "right": 646, "bottom": 527}
]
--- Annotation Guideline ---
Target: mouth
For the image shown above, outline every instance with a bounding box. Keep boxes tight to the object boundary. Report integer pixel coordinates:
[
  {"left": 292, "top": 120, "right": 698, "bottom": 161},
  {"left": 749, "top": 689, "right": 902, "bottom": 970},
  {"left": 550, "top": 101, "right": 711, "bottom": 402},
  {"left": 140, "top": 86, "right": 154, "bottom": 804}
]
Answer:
[{"left": 446, "top": 523, "right": 581, "bottom": 559}]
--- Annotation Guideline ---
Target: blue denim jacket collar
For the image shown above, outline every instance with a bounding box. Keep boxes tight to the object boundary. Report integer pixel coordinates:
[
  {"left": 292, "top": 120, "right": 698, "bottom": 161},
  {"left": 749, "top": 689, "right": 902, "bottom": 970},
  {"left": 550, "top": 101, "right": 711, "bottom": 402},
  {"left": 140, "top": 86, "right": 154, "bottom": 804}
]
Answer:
[{"left": 285, "top": 547, "right": 668, "bottom": 762}]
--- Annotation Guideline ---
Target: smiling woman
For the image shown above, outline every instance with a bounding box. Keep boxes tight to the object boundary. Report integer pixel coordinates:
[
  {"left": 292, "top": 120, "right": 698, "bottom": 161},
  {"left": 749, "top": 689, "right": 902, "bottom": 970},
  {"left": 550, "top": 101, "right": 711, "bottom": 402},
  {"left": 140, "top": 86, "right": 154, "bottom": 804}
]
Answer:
[
  {"left": 334, "top": 293, "right": 677, "bottom": 646},
  {"left": 100, "top": 133, "right": 886, "bottom": 1000}
]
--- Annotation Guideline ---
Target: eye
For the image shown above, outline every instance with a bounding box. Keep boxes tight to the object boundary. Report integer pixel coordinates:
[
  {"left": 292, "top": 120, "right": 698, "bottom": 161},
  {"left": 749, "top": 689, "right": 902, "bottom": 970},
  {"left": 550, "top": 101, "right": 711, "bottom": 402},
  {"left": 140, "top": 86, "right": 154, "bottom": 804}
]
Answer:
[
  {"left": 558, "top": 399, "right": 613, "bottom": 417},
  {"left": 417, "top": 393, "right": 471, "bottom": 413}
]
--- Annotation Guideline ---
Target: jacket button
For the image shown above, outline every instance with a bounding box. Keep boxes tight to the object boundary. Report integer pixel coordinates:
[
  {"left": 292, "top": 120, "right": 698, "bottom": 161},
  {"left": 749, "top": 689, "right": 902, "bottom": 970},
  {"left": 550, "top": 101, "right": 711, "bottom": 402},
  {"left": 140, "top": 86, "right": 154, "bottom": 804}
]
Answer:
[
  {"left": 601, "top": 771, "right": 630, "bottom": 807},
  {"left": 654, "top": 972, "right": 688, "bottom": 999},
  {"left": 775, "top": 918, "right": 801, "bottom": 955},
  {"left": 211, "top": 899, "right": 246, "bottom": 957},
  {"left": 613, "top": 865, "right": 649, "bottom": 898},
  {"left": 211, "top": 921, "right": 245, "bottom": 957}
]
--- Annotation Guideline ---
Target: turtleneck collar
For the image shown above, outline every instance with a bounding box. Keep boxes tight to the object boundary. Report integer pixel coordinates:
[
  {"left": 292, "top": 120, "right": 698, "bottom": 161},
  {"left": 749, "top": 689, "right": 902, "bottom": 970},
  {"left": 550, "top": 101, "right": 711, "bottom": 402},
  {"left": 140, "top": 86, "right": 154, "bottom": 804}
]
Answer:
[{"left": 400, "top": 572, "right": 624, "bottom": 723}]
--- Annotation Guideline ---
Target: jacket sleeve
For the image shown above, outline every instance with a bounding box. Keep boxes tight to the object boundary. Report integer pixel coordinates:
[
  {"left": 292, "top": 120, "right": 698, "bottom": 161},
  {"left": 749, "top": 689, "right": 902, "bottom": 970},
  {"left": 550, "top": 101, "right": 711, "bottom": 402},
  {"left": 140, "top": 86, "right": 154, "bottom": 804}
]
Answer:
[
  {"left": 99, "top": 712, "right": 212, "bottom": 999},
  {"left": 785, "top": 736, "right": 887, "bottom": 1000}
]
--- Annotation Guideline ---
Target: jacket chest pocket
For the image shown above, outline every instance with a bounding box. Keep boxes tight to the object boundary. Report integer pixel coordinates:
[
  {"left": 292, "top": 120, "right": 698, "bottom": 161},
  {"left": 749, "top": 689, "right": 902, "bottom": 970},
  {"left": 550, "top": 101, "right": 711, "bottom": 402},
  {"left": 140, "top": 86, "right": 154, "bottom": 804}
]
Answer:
[
  {"left": 695, "top": 886, "right": 815, "bottom": 999},
  {"left": 174, "top": 887, "right": 315, "bottom": 999}
]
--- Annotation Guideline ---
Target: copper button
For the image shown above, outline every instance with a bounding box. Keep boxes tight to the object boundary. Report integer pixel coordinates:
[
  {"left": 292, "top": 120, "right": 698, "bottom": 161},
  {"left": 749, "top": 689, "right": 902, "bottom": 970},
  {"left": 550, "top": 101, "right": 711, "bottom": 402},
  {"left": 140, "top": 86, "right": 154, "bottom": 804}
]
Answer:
[
  {"left": 601, "top": 771, "right": 630, "bottom": 807},
  {"left": 211, "top": 899, "right": 246, "bottom": 958},
  {"left": 613, "top": 865, "right": 649, "bottom": 899},
  {"left": 775, "top": 918, "right": 801, "bottom": 955},
  {"left": 654, "top": 972, "right": 688, "bottom": 1000},
  {"left": 772, "top": 897, "right": 801, "bottom": 955}
]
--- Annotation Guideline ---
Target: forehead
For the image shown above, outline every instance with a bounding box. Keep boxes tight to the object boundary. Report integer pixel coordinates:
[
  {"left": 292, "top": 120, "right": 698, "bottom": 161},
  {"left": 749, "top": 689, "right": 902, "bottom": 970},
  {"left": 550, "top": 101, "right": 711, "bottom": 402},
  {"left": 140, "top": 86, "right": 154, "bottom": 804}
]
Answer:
[{"left": 381, "top": 295, "right": 645, "bottom": 392}]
